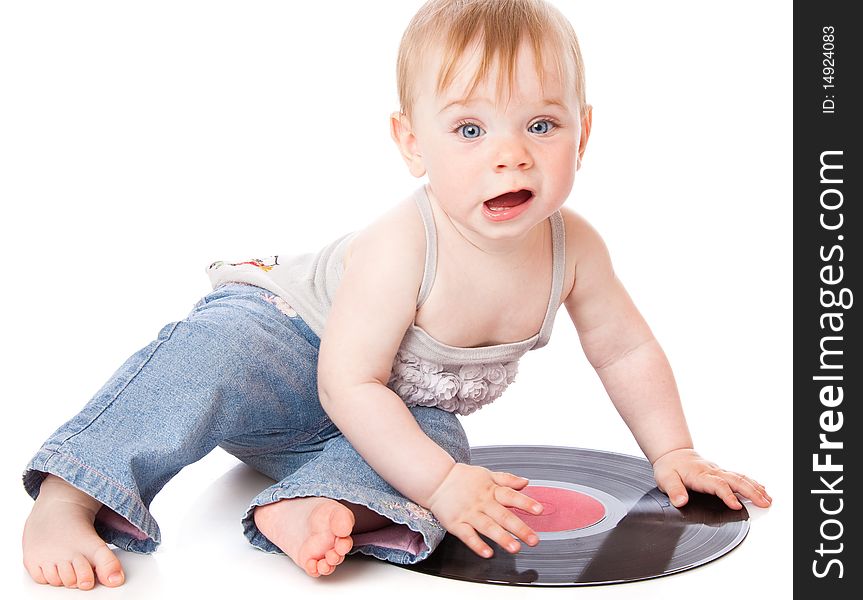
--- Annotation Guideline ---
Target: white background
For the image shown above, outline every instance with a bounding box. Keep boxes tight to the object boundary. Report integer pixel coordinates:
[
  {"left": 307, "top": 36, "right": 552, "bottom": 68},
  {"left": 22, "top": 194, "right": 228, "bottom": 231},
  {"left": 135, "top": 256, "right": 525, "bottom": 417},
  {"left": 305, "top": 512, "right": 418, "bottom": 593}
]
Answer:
[{"left": 0, "top": 1, "right": 791, "bottom": 598}]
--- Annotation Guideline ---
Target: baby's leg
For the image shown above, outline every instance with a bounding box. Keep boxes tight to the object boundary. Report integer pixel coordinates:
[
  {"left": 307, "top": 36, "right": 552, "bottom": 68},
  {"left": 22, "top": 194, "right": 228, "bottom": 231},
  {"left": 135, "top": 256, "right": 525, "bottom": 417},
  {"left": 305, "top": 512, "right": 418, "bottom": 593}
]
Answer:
[
  {"left": 244, "top": 405, "right": 471, "bottom": 577},
  {"left": 22, "top": 283, "right": 326, "bottom": 589}
]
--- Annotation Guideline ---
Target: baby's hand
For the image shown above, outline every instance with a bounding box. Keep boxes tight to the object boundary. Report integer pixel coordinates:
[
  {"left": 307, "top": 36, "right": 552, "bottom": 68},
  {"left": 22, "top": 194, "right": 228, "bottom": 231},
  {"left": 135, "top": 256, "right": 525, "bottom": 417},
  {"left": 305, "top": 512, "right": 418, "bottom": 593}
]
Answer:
[
  {"left": 652, "top": 448, "right": 772, "bottom": 510},
  {"left": 426, "top": 463, "right": 543, "bottom": 558}
]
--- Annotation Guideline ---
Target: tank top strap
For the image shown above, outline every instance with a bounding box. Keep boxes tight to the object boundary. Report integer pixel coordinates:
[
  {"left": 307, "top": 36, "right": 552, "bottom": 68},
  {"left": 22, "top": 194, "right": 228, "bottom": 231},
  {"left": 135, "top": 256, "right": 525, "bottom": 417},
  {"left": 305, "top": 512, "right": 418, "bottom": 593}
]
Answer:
[
  {"left": 531, "top": 209, "right": 566, "bottom": 351},
  {"left": 411, "top": 183, "right": 564, "bottom": 352},
  {"left": 413, "top": 184, "right": 438, "bottom": 309}
]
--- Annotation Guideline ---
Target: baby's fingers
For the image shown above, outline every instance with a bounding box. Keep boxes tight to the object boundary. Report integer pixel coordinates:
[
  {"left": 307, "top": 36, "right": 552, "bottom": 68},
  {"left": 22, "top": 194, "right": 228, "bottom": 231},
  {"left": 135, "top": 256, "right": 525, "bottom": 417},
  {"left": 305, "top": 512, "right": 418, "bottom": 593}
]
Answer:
[
  {"left": 491, "top": 471, "right": 530, "bottom": 490},
  {"left": 450, "top": 521, "right": 497, "bottom": 559},
  {"left": 472, "top": 512, "right": 535, "bottom": 555},
  {"left": 656, "top": 470, "right": 689, "bottom": 508},
  {"left": 453, "top": 515, "right": 526, "bottom": 558},
  {"left": 494, "top": 485, "right": 544, "bottom": 516},
  {"left": 719, "top": 471, "right": 772, "bottom": 508},
  {"left": 691, "top": 473, "right": 742, "bottom": 510},
  {"left": 487, "top": 503, "right": 540, "bottom": 548}
]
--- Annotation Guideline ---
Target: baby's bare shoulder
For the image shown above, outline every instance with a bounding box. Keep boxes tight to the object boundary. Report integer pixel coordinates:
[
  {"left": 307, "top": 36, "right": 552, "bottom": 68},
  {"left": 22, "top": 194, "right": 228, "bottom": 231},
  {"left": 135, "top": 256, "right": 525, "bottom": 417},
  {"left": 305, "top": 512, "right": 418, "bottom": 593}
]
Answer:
[
  {"left": 559, "top": 206, "right": 611, "bottom": 299},
  {"left": 559, "top": 206, "right": 606, "bottom": 253},
  {"left": 344, "top": 196, "right": 426, "bottom": 272}
]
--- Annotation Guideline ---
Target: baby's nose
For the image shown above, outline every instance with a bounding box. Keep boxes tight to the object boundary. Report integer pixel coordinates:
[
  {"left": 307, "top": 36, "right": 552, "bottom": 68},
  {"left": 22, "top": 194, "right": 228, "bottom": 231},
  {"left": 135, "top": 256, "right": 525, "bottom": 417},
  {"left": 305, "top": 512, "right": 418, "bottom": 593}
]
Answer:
[{"left": 494, "top": 145, "right": 532, "bottom": 171}]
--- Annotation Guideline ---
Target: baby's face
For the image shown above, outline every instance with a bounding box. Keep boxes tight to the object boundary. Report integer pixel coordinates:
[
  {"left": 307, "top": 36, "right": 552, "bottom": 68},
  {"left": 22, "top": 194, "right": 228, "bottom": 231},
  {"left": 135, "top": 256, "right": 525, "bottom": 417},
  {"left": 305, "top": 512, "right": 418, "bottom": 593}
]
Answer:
[{"left": 399, "top": 38, "right": 588, "bottom": 244}]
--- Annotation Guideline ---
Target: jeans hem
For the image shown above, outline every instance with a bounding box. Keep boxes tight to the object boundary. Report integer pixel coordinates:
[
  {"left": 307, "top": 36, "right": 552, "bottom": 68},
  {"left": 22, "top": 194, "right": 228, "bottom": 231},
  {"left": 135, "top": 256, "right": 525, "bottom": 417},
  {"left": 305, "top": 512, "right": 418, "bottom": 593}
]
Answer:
[
  {"left": 241, "top": 483, "right": 446, "bottom": 565},
  {"left": 22, "top": 448, "right": 160, "bottom": 554}
]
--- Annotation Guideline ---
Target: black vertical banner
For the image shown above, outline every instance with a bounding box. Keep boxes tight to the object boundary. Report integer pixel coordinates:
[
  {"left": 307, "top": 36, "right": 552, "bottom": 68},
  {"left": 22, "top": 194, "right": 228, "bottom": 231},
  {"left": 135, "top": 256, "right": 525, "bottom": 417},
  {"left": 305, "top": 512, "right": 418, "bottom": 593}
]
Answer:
[{"left": 794, "top": 1, "right": 860, "bottom": 597}]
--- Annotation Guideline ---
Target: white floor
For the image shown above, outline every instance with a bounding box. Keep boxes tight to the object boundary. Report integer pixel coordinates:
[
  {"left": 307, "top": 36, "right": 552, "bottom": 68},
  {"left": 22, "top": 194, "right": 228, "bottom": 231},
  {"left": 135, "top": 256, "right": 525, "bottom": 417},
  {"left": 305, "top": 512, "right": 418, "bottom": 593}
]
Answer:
[{"left": 4, "top": 441, "right": 785, "bottom": 600}]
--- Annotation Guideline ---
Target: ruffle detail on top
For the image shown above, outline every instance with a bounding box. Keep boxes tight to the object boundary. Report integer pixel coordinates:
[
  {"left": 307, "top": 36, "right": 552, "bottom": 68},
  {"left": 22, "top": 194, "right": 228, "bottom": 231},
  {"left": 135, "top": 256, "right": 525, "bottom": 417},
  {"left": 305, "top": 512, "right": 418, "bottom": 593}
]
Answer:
[{"left": 386, "top": 350, "right": 518, "bottom": 415}]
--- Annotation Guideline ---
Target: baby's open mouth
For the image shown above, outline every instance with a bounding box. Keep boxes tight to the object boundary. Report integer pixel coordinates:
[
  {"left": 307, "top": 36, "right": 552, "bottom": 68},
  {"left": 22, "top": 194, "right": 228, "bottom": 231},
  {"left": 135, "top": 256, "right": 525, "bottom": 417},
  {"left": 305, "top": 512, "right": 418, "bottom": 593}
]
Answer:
[{"left": 483, "top": 189, "right": 534, "bottom": 211}]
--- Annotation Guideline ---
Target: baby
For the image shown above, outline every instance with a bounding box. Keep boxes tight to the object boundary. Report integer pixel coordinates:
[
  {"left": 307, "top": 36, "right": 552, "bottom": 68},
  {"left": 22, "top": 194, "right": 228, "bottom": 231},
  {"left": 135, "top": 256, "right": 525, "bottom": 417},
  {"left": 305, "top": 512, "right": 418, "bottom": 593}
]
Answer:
[{"left": 21, "top": 0, "right": 771, "bottom": 590}]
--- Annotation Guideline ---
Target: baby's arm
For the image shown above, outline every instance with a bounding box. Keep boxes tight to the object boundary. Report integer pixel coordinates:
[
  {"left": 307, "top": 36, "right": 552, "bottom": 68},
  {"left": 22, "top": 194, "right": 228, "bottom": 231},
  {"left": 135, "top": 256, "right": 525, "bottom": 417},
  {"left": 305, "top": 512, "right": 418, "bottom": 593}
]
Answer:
[
  {"left": 317, "top": 208, "right": 542, "bottom": 558},
  {"left": 563, "top": 211, "right": 771, "bottom": 510}
]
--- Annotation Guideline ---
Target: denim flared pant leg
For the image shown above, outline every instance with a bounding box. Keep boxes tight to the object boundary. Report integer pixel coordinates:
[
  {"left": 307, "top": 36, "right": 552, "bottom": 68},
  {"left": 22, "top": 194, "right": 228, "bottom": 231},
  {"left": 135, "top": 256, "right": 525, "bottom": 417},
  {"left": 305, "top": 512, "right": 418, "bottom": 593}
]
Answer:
[
  {"left": 239, "top": 404, "right": 470, "bottom": 565},
  {"left": 22, "top": 283, "right": 470, "bottom": 565}
]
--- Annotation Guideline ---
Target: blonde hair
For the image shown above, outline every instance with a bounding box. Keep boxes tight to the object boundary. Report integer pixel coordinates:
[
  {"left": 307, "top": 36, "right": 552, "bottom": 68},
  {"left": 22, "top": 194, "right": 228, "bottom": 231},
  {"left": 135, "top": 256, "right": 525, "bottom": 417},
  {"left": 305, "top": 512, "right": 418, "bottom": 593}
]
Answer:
[{"left": 396, "top": 0, "right": 587, "bottom": 121}]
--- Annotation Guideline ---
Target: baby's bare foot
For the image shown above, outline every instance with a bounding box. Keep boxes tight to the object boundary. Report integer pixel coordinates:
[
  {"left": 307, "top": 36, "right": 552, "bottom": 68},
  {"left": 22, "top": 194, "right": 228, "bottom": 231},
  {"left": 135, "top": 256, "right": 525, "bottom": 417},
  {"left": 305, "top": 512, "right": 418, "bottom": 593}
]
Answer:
[
  {"left": 254, "top": 497, "right": 355, "bottom": 577},
  {"left": 22, "top": 475, "right": 125, "bottom": 590}
]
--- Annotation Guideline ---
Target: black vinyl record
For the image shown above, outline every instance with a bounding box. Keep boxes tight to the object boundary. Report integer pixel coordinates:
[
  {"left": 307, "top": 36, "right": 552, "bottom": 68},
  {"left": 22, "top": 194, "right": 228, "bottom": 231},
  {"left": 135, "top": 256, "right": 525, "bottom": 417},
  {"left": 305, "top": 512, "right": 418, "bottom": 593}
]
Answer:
[{"left": 399, "top": 445, "right": 749, "bottom": 586}]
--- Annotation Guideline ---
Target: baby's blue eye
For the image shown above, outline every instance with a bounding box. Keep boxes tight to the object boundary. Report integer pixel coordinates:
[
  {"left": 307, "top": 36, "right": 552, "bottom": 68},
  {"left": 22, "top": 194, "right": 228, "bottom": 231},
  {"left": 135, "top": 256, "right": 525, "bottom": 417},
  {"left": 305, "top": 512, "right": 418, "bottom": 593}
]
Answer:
[
  {"left": 457, "top": 122, "right": 484, "bottom": 139},
  {"left": 530, "top": 120, "right": 555, "bottom": 134}
]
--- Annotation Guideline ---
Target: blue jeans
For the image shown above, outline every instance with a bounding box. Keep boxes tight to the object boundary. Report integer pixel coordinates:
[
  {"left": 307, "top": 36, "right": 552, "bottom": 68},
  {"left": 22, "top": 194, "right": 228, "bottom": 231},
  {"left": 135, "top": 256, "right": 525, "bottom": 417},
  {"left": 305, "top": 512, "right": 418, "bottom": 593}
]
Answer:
[{"left": 22, "top": 283, "right": 471, "bottom": 565}]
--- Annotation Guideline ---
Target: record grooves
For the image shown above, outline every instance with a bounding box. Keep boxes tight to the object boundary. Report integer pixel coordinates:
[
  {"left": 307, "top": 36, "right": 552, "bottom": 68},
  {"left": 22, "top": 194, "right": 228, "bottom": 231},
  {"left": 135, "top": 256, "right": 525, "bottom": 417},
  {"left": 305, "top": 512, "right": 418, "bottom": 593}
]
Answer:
[{"left": 399, "top": 446, "right": 749, "bottom": 586}]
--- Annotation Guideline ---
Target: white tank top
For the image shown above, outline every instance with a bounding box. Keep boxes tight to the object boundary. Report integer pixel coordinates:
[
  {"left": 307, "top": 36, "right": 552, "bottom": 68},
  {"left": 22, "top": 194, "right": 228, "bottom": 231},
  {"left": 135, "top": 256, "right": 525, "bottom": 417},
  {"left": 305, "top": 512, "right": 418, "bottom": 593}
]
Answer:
[{"left": 206, "top": 184, "right": 566, "bottom": 415}]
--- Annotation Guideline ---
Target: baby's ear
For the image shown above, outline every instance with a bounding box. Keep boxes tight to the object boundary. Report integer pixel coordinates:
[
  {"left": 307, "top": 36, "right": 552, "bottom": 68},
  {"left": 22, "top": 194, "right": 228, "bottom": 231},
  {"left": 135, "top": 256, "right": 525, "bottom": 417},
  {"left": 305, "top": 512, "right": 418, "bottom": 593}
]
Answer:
[
  {"left": 389, "top": 111, "right": 426, "bottom": 178},
  {"left": 577, "top": 105, "right": 593, "bottom": 170}
]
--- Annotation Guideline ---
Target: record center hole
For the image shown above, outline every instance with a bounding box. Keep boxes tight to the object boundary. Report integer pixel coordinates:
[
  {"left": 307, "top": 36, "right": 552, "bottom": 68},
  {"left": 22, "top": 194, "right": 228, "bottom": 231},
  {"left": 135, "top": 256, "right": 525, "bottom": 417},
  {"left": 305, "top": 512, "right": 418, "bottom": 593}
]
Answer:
[{"left": 511, "top": 486, "right": 606, "bottom": 532}]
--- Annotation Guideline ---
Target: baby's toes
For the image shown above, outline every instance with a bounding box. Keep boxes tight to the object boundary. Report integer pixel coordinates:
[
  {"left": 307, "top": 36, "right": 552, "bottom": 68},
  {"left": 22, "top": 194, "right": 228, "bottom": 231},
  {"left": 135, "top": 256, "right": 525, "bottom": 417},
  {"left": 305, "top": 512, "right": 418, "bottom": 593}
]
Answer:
[
  {"left": 329, "top": 507, "right": 354, "bottom": 539},
  {"left": 325, "top": 548, "right": 344, "bottom": 566},
  {"left": 316, "top": 557, "right": 335, "bottom": 576},
  {"left": 57, "top": 560, "right": 77, "bottom": 588},
  {"left": 24, "top": 563, "right": 47, "bottom": 585},
  {"left": 72, "top": 555, "right": 95, "bottom": 590},
  {"left": 305, "top": 557, "right": 321, "bottom": 577},
  {"left": 42, "top": 564, "right": 62, "bottom": 586},
  {"left": 91, "top": 545, "right": 124, "bottom": 587},
  {"left": 334, "top": 535, "right": 353, "bottom": 556}
]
